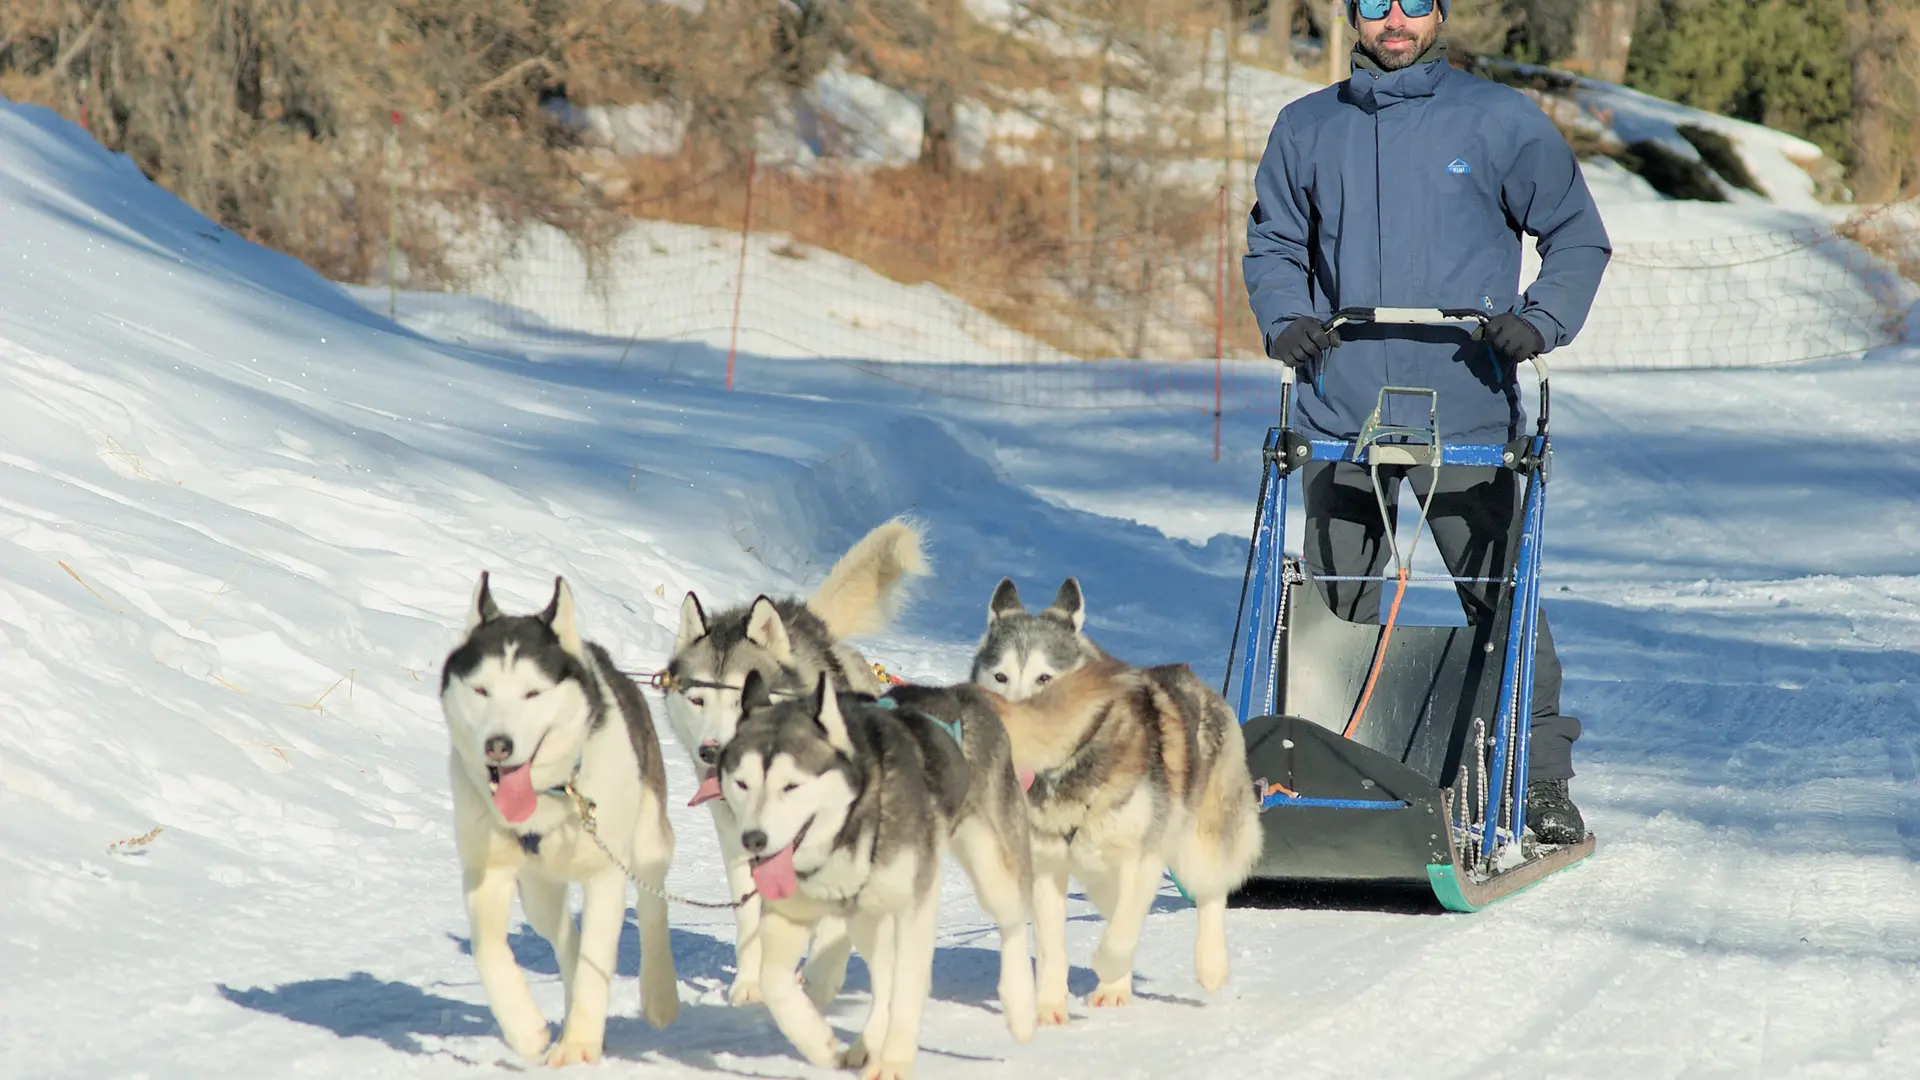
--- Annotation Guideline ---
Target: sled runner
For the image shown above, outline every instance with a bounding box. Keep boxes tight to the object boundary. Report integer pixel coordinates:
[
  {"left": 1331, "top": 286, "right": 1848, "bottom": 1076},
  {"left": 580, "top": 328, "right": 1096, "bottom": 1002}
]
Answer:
[{"left": 1222, "top": 307, "right": 1595, "bottom": 913}]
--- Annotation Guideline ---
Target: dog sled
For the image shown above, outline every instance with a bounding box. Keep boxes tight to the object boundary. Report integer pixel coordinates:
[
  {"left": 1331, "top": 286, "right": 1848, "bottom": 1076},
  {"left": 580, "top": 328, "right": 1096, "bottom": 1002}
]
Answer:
[{"left": 1221, "top": 307, "right": 1595, "bottom": 912}]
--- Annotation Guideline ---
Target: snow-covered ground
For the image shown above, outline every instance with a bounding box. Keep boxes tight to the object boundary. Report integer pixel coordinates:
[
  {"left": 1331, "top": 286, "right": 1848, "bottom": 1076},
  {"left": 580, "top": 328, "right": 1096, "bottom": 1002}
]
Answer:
[{"left": 6, "top": 86, "right": 1920, "bottom": 1080}]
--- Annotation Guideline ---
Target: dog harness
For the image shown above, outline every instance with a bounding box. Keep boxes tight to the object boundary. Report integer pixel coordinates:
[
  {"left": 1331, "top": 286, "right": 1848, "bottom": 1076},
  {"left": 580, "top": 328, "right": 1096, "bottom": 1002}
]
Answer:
[{"left": 869, "top": 693, "right": 963, "bottom": 747}]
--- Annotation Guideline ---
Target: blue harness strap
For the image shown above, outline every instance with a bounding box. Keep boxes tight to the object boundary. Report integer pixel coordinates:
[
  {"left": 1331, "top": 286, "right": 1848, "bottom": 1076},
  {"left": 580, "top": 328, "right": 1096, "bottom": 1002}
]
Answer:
[
  {"left": 926, "top": 714, "right": 963, "bottom": 745},
  {"left": 872, "top": 694, "right": 964, "bottom": 746}
]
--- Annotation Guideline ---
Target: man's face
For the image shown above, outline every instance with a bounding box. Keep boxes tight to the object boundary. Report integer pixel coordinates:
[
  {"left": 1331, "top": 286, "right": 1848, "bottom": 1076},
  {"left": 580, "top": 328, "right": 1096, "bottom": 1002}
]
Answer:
[{"left": 1355, "top": 1, "right": 1443, "bottom": 71}]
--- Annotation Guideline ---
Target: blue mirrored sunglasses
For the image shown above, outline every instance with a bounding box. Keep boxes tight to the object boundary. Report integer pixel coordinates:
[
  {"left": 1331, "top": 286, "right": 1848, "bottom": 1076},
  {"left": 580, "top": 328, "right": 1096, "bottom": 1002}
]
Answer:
[{"left": 1353, "top": 0, "right": 1438, "bottom": 19}]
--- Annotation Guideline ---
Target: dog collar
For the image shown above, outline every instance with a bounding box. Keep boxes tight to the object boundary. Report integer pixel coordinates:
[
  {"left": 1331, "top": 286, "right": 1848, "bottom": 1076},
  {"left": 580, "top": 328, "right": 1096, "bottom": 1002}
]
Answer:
[{"left": 541, "top": 753, "right": 586, "bottom": 798}]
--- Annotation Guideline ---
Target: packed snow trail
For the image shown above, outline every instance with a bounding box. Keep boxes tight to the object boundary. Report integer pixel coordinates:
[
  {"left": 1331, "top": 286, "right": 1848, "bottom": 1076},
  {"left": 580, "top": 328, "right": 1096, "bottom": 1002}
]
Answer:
[{"left": 3, "top": 99, "right": 1920, "bottom": 1079}]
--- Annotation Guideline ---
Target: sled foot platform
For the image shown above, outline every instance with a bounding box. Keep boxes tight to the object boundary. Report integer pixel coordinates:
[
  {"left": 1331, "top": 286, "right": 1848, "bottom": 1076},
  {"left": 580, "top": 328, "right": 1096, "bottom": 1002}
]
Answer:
[
  {"left": 1237, "top": 714, "right": 1596, "bottom": 912},
  {"left": 1428, "top": 832, "right": 1596, "bottom": 913}
]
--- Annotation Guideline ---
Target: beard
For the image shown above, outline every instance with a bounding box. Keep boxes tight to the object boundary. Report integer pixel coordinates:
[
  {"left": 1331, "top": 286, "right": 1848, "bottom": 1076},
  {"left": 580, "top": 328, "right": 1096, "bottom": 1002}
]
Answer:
[{"left": 1358, "top": 23, "right": 1439, "bottom": 71}]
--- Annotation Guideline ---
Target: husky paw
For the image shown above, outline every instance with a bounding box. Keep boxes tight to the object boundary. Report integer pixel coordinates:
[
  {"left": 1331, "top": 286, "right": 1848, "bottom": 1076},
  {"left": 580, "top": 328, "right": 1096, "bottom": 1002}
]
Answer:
[
  {"left": 643, "top": 991, "right": 681, "bottom": 1030},
  {"left": 1195, "top": 917, "right": 1231, "bottom": 992},
  {"left": 541, "top": 1038, "right": 601, "bottom": 1067},
  {"left": 1088, "top": 981, "right": 1133, "bottom": 1008},
  {"left": 727, "top": 979, "right": 763, "bottom": 1006},
  {"left": 802, "top": 967, "right": 847, "bottom": 1010},
  {"left": 857, "top": 1059, "right": 914, "bottom": 1080},
  {"left": 1037, "top": 999, "right": 1072, "bottom": 1026},
  {"left": 840, "top": 1037, "right": 870, "bottom": 1070},
  {"left": 1196, "top": 953, "right": 1229, "bottom": 993},
  {"left": 1006, "top": 1006, "right": 1038, "bottom": 1043},
  {"left": 800, "top": 1037, "right": 848, "bottom": 1070},
  {"left": 504, "top": 1021, "right": 553, "bottom": 1062}
]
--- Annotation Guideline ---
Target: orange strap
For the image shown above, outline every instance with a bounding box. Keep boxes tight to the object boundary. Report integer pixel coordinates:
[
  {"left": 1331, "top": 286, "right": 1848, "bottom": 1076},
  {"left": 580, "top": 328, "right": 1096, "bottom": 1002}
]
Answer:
[
  {"left": 1262, "top": 779, "right": 1301, "bottom": 800},
  {"left": 1261, "top": 570, "right": 1408, "bottom": 802},
  {"left": 1343, "top": 567, "right": 1409, "bottom": 739}
]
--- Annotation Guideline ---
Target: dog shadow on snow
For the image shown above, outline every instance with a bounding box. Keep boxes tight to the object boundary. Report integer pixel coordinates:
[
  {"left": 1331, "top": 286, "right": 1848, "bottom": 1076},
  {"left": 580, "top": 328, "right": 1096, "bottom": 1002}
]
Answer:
[
  {"left": 216, "top": 970, "right": 498, "bottom": 1062},
  {"left": 453, "top": 915, "right": 1197, "bottom": 1067},
  {"left": 216, "top": 925, "right": 739, "bottom": 1063},
  {"left": 222, "top": 911, "right": 1188, "bottom": 1070}
]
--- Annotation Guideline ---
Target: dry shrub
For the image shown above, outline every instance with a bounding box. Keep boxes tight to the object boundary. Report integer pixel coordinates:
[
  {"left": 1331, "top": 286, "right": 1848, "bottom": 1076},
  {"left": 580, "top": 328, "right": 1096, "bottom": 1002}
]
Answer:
[
  {"left": 1837, "top": 198, "right": 1920, "bottom": 286},
  {"left": 0, "top": 0, "right": 1262, "bottom": 359},
  {"left": 611, "top": 151, "right": 1251, "bottom": 359},
  {"left": 0, "top": 0, "right": 784, "bottom": 288}
]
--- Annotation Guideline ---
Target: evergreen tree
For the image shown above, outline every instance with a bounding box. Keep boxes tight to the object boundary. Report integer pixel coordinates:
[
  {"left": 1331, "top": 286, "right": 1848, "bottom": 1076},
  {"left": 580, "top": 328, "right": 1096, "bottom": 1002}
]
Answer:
[{"left": 1624, "top": 0, "right": 1852, "bottom": 165}]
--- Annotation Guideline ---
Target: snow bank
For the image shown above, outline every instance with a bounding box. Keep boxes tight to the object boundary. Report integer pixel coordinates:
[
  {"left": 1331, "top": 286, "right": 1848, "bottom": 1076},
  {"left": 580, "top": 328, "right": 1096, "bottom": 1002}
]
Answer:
[{"left": 404, "top": 215, "right": 1081, "bottom": 366}]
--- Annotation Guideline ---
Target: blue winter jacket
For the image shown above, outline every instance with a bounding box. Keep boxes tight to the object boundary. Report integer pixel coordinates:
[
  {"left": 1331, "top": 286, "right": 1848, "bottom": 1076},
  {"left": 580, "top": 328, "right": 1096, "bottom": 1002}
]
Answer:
[{"left": 1244, "top": 44, "right": 1612, "bottom": 445}]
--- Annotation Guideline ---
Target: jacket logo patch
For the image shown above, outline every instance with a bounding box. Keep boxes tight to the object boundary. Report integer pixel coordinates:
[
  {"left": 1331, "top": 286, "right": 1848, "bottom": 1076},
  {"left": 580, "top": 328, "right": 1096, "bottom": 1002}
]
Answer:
[{"left": 1446, "top": 157, "right": 1471, "bottom": 175}]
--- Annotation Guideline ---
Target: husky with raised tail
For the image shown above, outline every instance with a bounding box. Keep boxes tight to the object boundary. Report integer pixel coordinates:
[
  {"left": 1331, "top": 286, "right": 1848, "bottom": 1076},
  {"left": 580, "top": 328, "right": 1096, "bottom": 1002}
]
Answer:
[
  {"left": 974, "top": 577, "right": 1262, "bottom": 1023},
  {"left": 663, "top": 518, "right": 928, "bottom": 1006},
  {"left": 440, "top": 573, "right": 679, "bottom": 1066}
]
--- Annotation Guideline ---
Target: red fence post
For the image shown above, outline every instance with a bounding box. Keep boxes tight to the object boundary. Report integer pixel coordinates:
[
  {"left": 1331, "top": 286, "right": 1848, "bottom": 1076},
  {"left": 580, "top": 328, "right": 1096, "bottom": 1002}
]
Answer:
[{"left": 725, "top": 150, "right": 758, "bottom": 392}]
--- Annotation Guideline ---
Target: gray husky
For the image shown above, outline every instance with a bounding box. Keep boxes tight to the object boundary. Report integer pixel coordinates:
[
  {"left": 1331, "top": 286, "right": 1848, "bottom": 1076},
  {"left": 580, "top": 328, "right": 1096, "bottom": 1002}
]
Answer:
[
  {"left": 973, "top": 577, "right": 1262, "bottom": 1023},
  {"left": 664, "top": 518, "right": 927, "bottom": 1006},
  {"left": 717, "top": 669, "right": 1036, "bottom": 1080},
  {"left": 440, "top": 573, "right": 679, "bottom": 1066}
]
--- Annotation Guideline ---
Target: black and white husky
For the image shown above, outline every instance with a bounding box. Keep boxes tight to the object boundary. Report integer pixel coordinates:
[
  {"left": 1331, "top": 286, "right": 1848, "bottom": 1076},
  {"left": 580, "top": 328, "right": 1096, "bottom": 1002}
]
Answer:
[
  {"left": 663, "top": 518, "right": 927, "bottom": 1007},
  {"left": 440, "top": 573, "right": 679, "bottom": 1065},
  {"left": 716, "top": 669, "right": 1038, "bottom": 1080}
]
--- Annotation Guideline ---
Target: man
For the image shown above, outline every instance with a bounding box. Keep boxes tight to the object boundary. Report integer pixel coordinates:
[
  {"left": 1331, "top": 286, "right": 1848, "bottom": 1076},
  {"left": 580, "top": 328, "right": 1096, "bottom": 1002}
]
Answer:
[{"left": 1243, "top": 0, "right": 1611, "bottom": 845}]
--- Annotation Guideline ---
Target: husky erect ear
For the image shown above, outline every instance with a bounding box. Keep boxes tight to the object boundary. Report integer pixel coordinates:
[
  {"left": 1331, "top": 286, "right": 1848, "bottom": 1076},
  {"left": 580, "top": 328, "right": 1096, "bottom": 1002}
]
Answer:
[
  {"left": 988, "top": 578, "right": 1024, "bottom": 624},
  {"left": 676, "top": 591, "right": 708, "bottom": 651},
  {"left": 744, "top": 596, "right": 793, "bottom": 662},
  {"left": 812, "top": 672, "right": 854, "bottom": 755},
  {"left": 1043, "top": 577, "right": 1087, "bottom": 633},
  {"left": 541, "top": 576, "right": 587, "bottom": 659},
  {"left": 740, "top": 667, "right": 774, "bottom": 713},
  {"left": 467, "top": 571, "right": 503, "bottom": 632}
]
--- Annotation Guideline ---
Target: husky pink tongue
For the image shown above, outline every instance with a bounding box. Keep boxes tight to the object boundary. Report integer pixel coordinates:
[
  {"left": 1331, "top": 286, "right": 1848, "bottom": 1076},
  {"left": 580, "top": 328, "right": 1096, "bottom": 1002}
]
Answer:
[
  {"left": 687, "top": 768, "right": 722, "bottom": 807},
  {"left": 493, "top": 764, "right": 539, "bottom": 823},
  {"left": 1018, "top": 768, "right": 1036, "bottom": 793},
  {"left": 750, "top": 844, "right": 800, "bottom": 902}
]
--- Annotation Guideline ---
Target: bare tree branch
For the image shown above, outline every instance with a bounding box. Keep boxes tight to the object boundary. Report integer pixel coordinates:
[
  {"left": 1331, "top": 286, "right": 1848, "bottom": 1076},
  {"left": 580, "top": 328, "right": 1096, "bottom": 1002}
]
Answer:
[{"left": 51, "top": 5, "right": 103, "bottom": 79}]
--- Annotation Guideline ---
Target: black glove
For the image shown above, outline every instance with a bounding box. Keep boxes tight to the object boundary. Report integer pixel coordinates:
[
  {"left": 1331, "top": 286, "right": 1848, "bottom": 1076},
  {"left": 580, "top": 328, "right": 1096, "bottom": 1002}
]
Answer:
[
  {"left": 1268, "top": 317, "right": 1338, "bottom": 369},
  {"left": 1485, "top": 312, "right": 1546, "bottom": 368}
]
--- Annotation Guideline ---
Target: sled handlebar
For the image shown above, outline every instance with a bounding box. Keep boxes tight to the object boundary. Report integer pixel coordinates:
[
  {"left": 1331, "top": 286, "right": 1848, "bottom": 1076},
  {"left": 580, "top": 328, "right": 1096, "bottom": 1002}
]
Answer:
[
  {"left": 1278, "top": 306, "right": 1551, "bottom": 435},
  {"left": 1323, "top": 306, "right": 1494, "bottom": 331}
]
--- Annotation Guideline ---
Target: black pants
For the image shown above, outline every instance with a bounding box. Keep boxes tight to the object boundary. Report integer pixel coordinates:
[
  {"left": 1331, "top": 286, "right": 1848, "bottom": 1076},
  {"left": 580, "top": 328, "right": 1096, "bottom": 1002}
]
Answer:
[{"left": 1300, "top": 460, "right": 1579, "bottom": 782}]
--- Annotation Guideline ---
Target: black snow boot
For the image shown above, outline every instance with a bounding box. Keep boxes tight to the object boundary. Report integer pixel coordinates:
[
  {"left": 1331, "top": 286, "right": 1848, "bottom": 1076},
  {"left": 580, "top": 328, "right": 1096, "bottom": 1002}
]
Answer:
[{"left": 1525, "top": 779, "right": 1586, "bottom": 846}]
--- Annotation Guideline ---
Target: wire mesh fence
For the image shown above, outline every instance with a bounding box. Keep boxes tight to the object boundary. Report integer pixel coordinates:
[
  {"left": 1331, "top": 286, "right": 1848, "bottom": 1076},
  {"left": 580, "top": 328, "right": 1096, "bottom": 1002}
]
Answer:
[{"left": 395, "top": 160, "right": 1920, "bottom": 416}]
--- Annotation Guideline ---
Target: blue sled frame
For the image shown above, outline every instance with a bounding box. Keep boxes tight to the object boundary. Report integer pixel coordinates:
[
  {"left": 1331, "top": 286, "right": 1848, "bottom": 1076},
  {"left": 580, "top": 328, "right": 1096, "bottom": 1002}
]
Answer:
[{"left": 1221, "top": 307, "right": 1595, "bottom": 912}]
